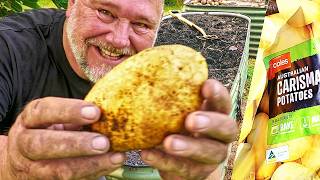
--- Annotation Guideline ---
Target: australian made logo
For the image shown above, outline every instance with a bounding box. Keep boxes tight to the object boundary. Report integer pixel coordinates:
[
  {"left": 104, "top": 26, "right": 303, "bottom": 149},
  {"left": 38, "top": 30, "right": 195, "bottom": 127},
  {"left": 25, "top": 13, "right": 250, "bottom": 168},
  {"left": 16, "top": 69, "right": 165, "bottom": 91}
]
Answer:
[
  {"left": 268, "top": 150, "right": 276, "bottom": 159},
  {"left": 266, "top": 150, "right": 277, "bottom": 163},
  {"left": 266, "top": 146, "right": 289, "bottom": 164}
]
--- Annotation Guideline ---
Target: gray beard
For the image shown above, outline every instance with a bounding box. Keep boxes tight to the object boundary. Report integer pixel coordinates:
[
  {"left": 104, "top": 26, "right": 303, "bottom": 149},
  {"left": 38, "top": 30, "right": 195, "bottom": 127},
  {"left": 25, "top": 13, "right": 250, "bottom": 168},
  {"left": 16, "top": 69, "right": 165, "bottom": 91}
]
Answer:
[{"left": 65, "top": 11, "right": 112, "bottom": 83}]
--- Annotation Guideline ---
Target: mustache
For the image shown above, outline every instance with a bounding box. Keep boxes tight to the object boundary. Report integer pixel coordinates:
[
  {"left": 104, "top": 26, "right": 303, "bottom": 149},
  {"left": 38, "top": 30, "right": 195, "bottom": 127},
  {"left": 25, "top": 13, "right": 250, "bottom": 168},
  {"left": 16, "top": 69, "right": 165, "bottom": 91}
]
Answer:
[{"left": 86, "top": 38, "right": 136, "bottom": 56}]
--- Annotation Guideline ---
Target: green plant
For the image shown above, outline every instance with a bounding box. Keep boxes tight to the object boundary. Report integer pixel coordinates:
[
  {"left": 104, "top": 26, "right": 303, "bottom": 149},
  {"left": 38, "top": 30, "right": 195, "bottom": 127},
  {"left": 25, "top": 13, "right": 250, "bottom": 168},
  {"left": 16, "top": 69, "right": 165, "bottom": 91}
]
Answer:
[
  {"left": 0, "top": 0, "right": 39, "bottom": 16},
  {"left": 51, "top": 0, "right": 67, "bottom": 9},
  {"left": 0, "top": 0, "right": 67, "bottom": 17},
  {"left": 165, "top": 0, "right": 184, "bottom": 7},
  {"left": 164, "top": 0, "right": 184, "bottom": 14}
]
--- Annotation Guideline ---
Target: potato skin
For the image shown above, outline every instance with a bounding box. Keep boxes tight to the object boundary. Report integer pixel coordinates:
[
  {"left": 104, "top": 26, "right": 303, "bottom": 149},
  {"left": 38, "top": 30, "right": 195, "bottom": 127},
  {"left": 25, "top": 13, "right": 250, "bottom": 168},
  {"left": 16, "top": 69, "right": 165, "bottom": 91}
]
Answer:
[{"left": 85, "top": 45, "right": 208, "bottom": 152}]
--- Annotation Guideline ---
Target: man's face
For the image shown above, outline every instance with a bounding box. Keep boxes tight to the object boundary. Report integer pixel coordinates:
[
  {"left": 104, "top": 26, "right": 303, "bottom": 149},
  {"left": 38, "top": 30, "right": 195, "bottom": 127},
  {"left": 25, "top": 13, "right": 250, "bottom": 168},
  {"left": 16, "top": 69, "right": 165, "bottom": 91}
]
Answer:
[{"left": 65, "top": 0, "right": 163, "bottom": 82}]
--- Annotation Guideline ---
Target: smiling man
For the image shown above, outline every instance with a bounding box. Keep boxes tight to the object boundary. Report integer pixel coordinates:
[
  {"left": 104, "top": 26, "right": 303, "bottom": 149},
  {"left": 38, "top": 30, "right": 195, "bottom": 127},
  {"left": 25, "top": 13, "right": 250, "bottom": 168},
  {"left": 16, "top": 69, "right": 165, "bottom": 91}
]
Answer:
[
  {"left": 64, "top": 0, "right": 162, "bottom": 82},
  {"left": 0, "top": 0, "right": 238, "bottom": 179}
]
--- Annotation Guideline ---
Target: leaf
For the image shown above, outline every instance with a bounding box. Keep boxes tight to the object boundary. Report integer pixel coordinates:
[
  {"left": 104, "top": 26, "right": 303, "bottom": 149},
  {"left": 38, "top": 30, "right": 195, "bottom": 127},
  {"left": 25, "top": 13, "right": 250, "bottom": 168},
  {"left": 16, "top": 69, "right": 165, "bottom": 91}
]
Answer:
[
  {"left": 25, "top": 0, "right": 38, "bottom": 3},
  {"left": 11, "top": 0, "right": 22, "bottom": 12},
  {"left": 52, "top": 0, "right": 67, "bottom": 9},
  {"left": 0, "top": 7, "right": 10, "bottom": 17},
  {"left": 22, "top": 0, "right": 40, "bottom": 9}
]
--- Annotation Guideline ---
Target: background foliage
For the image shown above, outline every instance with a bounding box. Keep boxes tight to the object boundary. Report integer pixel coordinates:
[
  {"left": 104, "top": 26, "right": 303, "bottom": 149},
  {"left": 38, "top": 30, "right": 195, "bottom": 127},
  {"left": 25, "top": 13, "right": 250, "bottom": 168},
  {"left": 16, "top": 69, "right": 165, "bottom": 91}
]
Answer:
[
  {"left": 0, "top": 0, "right": 183, "bottom": 17},
  {"left": 0, "top": 0, "right": 62, "bottom": 16}
]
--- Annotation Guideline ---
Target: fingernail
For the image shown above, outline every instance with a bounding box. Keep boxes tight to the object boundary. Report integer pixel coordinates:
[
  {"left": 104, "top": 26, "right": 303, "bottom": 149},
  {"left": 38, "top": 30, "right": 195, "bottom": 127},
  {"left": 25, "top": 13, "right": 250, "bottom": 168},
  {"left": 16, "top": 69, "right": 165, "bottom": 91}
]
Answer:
[
  {"left": 110, "top": 153, "right": 124, "bottom": 164},
  {"left": 172, "top": 138, "right": 188, "bottom": 151},
  {"left": 194, "top": 115, "right": 210, "bottom": 130},
  {"left": 92, "top": 136, "right": 108, "bottom": 151},
  {"left": 81, "top": 106, "right": 98, "bottom": 120}
]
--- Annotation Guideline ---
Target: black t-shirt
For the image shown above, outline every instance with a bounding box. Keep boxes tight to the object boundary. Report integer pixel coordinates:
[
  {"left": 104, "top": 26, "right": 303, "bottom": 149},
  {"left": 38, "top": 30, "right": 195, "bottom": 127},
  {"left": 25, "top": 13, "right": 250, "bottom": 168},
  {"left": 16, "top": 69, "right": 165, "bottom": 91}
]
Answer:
[{"left": 0, "top": 9, "right": 93, "bottom": 134}]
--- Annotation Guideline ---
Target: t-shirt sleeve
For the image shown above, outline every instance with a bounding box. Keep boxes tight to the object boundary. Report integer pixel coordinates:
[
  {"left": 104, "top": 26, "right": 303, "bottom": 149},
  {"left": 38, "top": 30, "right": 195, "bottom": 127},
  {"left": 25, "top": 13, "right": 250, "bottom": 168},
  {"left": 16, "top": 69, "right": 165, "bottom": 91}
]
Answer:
[{"left": 0, "top": 34, "right": 14, "bottom": 122}]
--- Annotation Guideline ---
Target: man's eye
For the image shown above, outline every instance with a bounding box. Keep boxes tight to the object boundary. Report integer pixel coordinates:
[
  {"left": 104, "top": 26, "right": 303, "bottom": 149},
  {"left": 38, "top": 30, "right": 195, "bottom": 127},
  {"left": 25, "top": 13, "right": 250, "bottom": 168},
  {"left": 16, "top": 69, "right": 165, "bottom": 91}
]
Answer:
[
  {"left": 97, "top": 9, "right": 114, "bottom": 21},
  {"left": 98, "top": 9, "right": 112, "bottom": 16},
  {"left": 132, "top": 22, "right": 151, "bottom": 34},
  {"left": 133, "top": 22, "right": 148, "bottom": 29}
]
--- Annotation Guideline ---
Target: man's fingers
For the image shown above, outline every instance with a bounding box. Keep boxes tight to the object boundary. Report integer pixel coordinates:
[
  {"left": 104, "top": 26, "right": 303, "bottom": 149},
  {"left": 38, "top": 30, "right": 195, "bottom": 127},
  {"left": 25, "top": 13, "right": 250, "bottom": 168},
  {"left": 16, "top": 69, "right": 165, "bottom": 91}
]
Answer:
[
  {"left": 17, "top": 129, "right": 110, "bottom": 160},
  {"left": 47, "top": 123, "right": 83, "bottom": 131},
  {"left": 185, "top": 112, "right": 238, "bottom": 143},
  {"left": 201, "top": 79, "right": 231, "bottom": 114},
  {"left": 32, "top": 152, "right": 125, "bottom": 180},
  {"left": 21, "top": 97, "right": 100, "bottom": 128},
  {"left": 162, "top": 135, "right": 228, "bottom": 164},
  {"left": 141, "top": 149, "right": 215, "bottom": 179}
]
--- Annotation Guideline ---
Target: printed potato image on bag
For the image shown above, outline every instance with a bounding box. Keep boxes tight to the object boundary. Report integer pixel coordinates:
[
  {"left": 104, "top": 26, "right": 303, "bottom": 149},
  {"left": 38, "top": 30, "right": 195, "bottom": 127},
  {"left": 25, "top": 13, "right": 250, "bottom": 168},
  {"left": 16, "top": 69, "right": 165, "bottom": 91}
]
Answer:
[{"left": 233, "top": 0, "right": 320, "bottom": 179}]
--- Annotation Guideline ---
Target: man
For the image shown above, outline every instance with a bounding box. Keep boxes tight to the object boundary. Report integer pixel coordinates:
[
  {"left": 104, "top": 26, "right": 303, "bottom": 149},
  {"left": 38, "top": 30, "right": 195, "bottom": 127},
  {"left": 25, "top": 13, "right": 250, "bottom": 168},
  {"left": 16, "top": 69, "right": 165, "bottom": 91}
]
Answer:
[{"left": 0, "top": 0, "right": 238, "bottom": 179}]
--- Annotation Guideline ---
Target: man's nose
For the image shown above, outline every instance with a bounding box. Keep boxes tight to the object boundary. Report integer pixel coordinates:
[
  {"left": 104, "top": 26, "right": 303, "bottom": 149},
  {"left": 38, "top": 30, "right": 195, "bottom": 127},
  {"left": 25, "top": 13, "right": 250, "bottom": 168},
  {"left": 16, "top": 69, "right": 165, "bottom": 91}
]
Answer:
[{"left": 109, "top": 20, "right": 130, "bottom": 48}]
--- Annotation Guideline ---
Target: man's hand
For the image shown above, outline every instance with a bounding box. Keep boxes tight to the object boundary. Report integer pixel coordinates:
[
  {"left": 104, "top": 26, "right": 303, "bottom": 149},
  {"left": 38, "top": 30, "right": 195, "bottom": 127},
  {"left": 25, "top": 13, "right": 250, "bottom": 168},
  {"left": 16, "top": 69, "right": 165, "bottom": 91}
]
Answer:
[
  {"left": 140, "top": 79, "right": 239, "bottom": 180},
  {"left": 1, "top": 97, "right": 125, "bottom": 180}
]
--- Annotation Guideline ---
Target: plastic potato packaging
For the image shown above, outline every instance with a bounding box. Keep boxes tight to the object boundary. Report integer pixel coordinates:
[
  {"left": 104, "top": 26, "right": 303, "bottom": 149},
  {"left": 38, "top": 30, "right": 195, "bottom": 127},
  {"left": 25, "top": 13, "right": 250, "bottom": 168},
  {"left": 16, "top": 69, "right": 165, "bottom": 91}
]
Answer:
[
  {"left": 231, "top": 143, "right": 255, "bottom": 180},
  {"left": 234, "top": 0, "right": 320, "bottom": 179}
]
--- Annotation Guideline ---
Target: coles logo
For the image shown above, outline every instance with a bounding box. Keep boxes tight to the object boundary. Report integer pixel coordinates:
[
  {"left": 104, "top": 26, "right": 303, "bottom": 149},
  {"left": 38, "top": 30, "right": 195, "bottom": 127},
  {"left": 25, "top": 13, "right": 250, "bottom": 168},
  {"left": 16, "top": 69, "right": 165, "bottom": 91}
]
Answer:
[{"left": 268, "top": 52, "right": 291, "bottom": 80}]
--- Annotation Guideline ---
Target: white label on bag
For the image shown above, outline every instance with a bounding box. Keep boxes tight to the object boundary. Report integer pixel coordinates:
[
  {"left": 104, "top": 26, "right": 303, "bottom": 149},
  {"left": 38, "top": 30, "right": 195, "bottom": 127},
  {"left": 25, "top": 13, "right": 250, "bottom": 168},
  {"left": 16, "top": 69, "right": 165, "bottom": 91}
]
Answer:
[{"left": 266, "top": 145, "right": 289, "bottom": 164}]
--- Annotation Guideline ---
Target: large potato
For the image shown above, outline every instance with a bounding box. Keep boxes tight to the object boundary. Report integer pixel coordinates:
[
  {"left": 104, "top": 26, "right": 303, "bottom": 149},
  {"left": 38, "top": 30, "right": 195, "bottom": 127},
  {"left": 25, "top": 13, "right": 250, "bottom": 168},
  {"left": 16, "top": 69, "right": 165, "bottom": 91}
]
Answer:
[{"left": 85, "top": 45, "right": 208, "bottom": 151}]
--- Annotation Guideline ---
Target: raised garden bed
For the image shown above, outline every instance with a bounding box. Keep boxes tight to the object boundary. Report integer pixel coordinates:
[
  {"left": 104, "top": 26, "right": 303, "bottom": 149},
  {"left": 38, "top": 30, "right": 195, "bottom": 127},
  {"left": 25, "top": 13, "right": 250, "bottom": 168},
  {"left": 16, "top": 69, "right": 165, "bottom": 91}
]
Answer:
[{"left": 183, "top": 1, "right": 267, "bottom": 58}]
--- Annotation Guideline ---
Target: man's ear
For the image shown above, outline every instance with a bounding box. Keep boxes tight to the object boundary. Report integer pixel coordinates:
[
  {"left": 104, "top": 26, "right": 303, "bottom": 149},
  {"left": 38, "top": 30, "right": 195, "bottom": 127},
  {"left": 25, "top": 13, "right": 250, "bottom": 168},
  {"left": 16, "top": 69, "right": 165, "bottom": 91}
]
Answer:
[{"left": 66, "top": 0, "right": 75, "bottom": 17}]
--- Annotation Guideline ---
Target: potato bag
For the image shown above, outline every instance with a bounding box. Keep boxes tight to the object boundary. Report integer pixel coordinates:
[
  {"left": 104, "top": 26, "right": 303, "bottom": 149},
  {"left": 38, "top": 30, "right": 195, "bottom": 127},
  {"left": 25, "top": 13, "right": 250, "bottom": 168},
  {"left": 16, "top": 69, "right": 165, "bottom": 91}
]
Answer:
[{"left": 234, "top": 0, "right": 320, "bottom": 179}]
